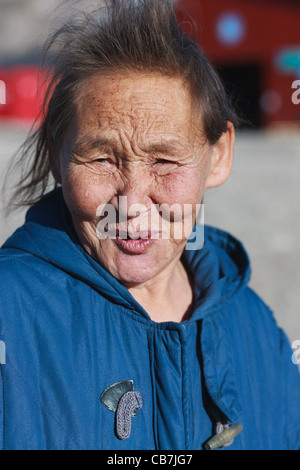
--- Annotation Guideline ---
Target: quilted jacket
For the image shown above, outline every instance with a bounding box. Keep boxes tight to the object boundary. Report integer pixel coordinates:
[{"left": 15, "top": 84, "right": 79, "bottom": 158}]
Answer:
[{"left": 0, "top": 189, "right": 299, "bottom": 450}]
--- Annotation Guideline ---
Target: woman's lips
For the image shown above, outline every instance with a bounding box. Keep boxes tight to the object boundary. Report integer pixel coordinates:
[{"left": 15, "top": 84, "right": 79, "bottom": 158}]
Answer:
[{"left": 114, "top": 234, "right": 156, "bottom": 254}]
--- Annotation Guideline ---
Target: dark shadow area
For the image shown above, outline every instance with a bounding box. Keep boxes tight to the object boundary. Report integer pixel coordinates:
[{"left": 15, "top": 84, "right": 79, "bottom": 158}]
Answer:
[{"left": 217, "top": 63, "right": 262, "bottom": 129}]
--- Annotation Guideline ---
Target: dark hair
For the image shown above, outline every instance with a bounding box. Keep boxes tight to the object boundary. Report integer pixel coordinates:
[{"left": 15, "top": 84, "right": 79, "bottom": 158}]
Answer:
[{"left": 7, "top": 0, "right": 239, "bottom": 209}]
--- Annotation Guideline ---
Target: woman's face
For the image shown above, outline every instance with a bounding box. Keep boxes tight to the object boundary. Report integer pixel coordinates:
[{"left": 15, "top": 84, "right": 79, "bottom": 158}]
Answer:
[{"left": 55, "top": 72, "right": 229, "bottom": 286}]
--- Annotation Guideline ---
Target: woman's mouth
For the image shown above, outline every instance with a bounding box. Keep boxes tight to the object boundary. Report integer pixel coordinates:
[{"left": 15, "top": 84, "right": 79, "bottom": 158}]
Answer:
[{"left": 114, "top": 233, "right": 157, "bottom": 254}]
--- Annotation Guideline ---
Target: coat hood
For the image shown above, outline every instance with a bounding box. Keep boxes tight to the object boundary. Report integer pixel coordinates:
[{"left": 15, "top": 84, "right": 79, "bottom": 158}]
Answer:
[{"left": 2, "top": 189, "right": 251, "bottom": 324}]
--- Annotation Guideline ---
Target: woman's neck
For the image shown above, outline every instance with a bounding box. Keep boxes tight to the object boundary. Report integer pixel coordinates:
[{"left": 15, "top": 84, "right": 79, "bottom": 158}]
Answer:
[{"left": 128, "top": 258, "right": 194, "bottom": 323}]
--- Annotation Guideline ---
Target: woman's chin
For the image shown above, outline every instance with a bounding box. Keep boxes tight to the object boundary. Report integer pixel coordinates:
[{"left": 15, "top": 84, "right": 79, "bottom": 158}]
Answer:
[
  {"left": 109, "top": 255, "right": 160, "bottom": 287},
  {"left": 101, "top": 244, "right": 165, "bottom": 287},
  {"left": 88, "top": 237, "right": 183, "bottom": 288}
]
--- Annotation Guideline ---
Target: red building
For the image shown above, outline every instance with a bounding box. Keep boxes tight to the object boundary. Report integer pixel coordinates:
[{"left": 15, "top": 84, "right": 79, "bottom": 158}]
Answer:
[
  {"left": 178, "top": 0, "right": 300, "bottom": 127},
  {"left": 0, "top": 66, "right": 48, "bottom": 126},
  {"left": 1, "top": 1, "right": 300, "bottom": 128}
]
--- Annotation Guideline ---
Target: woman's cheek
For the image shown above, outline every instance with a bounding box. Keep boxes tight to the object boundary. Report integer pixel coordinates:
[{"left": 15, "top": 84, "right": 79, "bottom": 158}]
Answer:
[
  {"left": 63, "top": 167, "right": 114, "bottom": 220},
  {"left": 158, "top": 170, "right": 203, "bottom": 206}
]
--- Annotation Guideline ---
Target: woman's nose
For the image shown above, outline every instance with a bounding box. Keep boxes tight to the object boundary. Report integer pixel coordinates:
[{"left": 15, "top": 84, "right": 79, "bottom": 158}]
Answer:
[{"left": 117, "top": 169, "right": 153, "bottom": 217}]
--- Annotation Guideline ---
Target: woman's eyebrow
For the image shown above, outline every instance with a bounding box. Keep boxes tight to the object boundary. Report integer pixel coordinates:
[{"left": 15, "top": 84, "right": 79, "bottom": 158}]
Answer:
[
  {"left": 71, "top": 137, "right": 187, "bottom": 157},
  {"left": 72, "top": 136, "right": 117, "bottom": 153},
  {"left": 140, "top": 140, "right": 185, "bottom": 155}
]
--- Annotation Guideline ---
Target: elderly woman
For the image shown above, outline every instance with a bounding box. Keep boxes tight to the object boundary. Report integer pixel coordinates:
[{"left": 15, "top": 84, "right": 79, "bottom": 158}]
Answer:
[{"left": 0, "top": 0, "right": 299, "bottom": 451}]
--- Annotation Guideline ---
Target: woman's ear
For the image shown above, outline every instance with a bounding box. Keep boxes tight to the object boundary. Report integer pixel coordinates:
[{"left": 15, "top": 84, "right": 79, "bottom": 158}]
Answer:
[{"left": 205, "top": 121, "right": 235, "bottom": 189}]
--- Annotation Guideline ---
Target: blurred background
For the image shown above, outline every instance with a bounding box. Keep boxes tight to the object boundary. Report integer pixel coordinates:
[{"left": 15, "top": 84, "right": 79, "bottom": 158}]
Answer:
[{"left": 0, "top": 0, "right": 299, "bottom": 345}]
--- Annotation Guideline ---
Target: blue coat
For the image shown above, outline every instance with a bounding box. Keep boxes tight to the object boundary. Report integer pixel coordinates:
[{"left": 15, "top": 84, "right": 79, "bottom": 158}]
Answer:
[{"left": 0, "top": 189, "right": 299, "bottom": 450}]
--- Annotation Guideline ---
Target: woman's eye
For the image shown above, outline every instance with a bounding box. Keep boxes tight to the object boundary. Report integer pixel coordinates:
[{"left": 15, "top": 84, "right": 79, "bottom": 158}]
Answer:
[
  {"left": 153, "top": 159, "right": 178, "bottom": 173},
  {"left": 83, "top": 156, "right": 116, "bottom": 173}
]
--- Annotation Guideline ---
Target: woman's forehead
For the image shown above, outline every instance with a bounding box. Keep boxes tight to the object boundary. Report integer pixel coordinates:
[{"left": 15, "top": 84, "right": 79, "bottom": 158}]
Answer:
[{"left": 71, "top": 71, "right": 202, "bottom": 142}]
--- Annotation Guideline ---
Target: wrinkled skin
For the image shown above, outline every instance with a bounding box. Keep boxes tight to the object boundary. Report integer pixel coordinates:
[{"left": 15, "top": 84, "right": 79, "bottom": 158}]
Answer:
[{"left": 52, "top": 72, "right": 234, "bottom": 322}]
